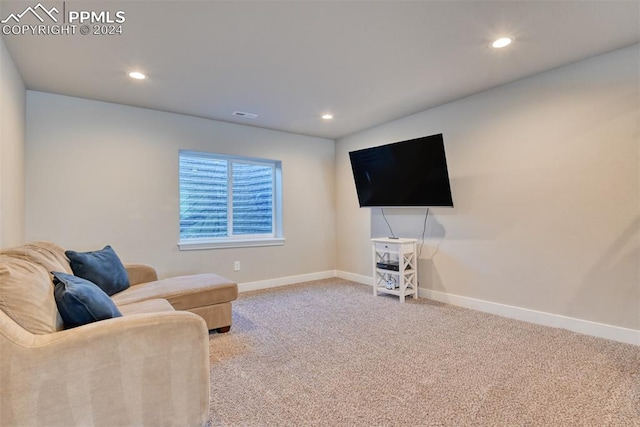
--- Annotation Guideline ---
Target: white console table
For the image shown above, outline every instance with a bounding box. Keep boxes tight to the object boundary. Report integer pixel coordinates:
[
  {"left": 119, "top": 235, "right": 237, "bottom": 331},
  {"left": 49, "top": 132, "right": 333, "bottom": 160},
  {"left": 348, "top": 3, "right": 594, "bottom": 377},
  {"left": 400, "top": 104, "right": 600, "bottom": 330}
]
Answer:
[{"left": 372, "top": 238, "right": 418, "bottom": 303}]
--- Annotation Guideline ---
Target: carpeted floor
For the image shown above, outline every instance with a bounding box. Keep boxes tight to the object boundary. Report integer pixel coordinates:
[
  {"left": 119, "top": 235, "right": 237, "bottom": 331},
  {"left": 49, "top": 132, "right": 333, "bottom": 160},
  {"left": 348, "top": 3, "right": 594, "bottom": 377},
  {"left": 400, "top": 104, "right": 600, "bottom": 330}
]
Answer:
[{"left": 207, "top": 279, "right": 640, "bottom": 426}]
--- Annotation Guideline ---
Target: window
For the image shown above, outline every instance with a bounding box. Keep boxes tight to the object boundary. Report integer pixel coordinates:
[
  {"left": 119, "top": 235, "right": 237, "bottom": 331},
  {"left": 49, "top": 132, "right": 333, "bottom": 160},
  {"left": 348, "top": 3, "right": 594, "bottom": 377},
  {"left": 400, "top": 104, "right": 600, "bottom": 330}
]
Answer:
[{"left": 178, "top": 150, "right": 283, "bottom": 250}]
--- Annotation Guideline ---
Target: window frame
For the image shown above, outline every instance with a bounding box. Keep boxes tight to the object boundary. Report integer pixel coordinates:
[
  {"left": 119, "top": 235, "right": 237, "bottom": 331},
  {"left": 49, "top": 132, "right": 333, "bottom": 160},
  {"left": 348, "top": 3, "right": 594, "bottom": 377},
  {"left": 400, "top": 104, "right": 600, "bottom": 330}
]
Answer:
[{"left": 178, "top": 150, "right": 284, "bottom": 251}]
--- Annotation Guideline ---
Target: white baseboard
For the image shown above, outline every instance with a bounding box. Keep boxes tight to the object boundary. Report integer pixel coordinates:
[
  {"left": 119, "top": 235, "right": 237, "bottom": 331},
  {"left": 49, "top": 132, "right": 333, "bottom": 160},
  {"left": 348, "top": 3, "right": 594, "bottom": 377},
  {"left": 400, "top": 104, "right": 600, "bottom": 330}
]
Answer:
[
  {"left": 419, "top": 288, "right": 639, "bottom": 346},
  {"left": 336, "top": 270, "right": 372, "bottom": 286},
  {"left": 240, "top": 271, "right": 639, "bottom": 346},
  {"left": 238, "top": 270, "right": 337, "bottom": 293},
  {"left": 336, "top": 271, "right": 638, "bottom": 346}
]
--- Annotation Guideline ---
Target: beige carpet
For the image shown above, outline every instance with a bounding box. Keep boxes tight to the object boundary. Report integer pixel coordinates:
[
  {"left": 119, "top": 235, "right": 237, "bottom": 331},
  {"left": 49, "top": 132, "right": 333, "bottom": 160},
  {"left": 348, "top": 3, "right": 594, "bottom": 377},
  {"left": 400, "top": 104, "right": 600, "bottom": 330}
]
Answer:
[{"left": 207, "top": 279, "right": 640, "bottom": 426}]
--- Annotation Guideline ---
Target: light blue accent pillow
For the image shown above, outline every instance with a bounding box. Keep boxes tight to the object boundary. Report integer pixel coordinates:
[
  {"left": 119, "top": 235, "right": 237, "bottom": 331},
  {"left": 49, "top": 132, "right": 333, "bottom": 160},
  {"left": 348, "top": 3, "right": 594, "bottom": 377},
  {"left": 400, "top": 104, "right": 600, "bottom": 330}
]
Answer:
[
  {"left": 65, "top": 245, "right": 130, "bottom": 296},
  {"left": 52, "top": 271, "right": 122, "bottom": 328}
]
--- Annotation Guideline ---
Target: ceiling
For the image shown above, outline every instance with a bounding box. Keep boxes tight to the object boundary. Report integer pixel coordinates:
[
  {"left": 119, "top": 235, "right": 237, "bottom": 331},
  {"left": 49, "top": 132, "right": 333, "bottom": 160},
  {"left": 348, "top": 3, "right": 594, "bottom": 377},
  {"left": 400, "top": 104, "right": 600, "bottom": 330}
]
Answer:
[{"left": 2, "top": 0, "right": 639, "bottom": 140}]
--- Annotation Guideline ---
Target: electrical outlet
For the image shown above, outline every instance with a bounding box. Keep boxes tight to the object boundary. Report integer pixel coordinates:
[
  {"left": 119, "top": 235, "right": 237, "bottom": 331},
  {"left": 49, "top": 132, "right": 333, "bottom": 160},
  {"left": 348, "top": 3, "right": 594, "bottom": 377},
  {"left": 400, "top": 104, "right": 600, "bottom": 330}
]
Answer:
[{"left": 234, "top": 261, "right": 240, "bottom": 271}]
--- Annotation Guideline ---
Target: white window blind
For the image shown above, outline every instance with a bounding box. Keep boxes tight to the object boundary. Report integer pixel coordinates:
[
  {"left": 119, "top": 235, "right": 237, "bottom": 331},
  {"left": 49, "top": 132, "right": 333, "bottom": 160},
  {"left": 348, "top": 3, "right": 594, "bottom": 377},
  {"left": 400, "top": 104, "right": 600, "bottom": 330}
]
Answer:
[{"left": 179, "top": 150, "right": 283, "bottom": 249}]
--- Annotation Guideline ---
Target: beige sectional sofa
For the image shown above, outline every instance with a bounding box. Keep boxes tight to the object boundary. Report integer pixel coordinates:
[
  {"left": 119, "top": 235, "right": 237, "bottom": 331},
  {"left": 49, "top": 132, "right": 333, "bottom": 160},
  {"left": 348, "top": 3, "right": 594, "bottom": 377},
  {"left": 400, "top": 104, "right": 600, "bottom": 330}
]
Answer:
[{"left": 0, "top": 241, "right": 238, "bottom": 427}]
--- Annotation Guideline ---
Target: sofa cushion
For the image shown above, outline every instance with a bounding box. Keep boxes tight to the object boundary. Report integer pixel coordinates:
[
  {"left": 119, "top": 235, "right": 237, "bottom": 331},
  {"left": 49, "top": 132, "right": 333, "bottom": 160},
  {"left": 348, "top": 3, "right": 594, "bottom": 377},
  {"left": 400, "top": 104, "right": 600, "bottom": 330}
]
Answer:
[
  {"left": 0, "top": 241, "right": 72, "bottom": 274},
  {"left": 117, "top": 298, "right": 175, "bottom": 316},
  {"left": 0, "top": 255, "right": 62, "bottom": 334},
  {"left": 111, "top": 273, "right": 238, "bottom": 310},
  {"left": 52, "top": 272, "right": 122, "bottom": 328},
  {"left": 66, "top": 246, "right": 130, "bottom": 296}
]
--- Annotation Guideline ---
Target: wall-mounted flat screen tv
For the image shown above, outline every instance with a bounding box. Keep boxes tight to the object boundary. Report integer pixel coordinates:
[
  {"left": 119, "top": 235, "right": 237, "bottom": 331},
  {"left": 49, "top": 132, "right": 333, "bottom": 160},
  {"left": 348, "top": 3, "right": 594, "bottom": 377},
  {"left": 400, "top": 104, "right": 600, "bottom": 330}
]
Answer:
[{"left": 348, "top": 133, "right": 454, "bottom": 207}]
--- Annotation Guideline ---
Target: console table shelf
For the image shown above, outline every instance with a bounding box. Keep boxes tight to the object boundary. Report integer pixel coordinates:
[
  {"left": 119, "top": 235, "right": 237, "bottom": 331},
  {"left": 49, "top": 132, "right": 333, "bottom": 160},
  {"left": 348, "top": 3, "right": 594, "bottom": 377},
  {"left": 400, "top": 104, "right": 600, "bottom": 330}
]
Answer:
[{"left": 372, "top": 238, "right": 418, "bottom": 303}]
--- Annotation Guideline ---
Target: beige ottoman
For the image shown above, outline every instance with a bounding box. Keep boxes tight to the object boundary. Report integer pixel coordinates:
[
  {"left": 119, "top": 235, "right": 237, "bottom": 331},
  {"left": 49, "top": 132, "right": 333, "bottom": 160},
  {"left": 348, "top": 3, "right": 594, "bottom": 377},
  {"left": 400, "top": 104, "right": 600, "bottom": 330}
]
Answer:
[{"left": 113, "top": 271, "right": 238, "bottom": 333}]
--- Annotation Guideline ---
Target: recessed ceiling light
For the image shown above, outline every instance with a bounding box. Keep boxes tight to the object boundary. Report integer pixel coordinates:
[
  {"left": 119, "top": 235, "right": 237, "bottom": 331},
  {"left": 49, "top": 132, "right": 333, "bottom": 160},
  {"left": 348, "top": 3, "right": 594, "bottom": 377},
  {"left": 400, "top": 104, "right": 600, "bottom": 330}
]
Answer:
[
  {"left": 321, "top": 114, "right": 333, "bottom": 120},
  {"left": 128, "top": 71, "right": 146, "bottom": 80},
  {"left": 491, "top": 37, "right": 513, "bottom": 49}
]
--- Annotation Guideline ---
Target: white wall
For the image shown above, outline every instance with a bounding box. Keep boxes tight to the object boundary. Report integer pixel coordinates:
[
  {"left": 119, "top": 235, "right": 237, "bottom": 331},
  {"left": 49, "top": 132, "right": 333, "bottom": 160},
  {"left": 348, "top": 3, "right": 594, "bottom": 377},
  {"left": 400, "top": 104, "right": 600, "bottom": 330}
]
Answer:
[
  {"left": 336, "top": 45, "right": 639, "bottom": 331},
  {"left": 0, "top": 37, "right": 25, "bottom": 247},
  {"left": 26, "top": 92, "right": 336, "bottom": 281}
]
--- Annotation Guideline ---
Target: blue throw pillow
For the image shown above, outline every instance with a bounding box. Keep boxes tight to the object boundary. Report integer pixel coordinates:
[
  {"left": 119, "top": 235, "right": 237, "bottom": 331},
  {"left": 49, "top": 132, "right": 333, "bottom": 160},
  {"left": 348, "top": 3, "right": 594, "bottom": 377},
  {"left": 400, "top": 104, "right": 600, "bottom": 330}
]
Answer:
[
  {"left": 52, "top": 271, "right": 122, "bottom": 328},
  {"left": 65, "top": 245, "right": 130, "bottom": 296}
]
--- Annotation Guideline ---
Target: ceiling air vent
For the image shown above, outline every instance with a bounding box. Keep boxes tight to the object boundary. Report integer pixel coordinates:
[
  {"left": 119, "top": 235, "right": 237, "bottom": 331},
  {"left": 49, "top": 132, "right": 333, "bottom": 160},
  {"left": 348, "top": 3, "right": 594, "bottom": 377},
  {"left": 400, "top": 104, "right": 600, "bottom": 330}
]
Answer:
[{"left": 233, "top": 111, "right": 258, "bottom": 119}]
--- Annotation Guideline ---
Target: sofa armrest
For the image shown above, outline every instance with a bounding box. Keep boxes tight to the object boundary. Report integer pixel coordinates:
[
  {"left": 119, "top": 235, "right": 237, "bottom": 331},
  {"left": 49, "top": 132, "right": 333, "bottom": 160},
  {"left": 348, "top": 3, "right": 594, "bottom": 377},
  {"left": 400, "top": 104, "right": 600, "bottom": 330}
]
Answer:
[
  {"left": 125, "top": 263, "right": 159, "bottom": 285},
  {"left": 0, "top": 309, "right": 210, "bottom": 427}
]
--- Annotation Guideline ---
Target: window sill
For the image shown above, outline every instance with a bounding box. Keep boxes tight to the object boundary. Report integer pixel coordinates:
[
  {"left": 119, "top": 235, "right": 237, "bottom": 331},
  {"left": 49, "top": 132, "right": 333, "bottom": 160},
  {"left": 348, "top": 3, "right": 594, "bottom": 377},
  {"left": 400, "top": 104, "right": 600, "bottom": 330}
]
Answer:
[{"left": 178, "top": 237, "right": 285, "bottom": 251}]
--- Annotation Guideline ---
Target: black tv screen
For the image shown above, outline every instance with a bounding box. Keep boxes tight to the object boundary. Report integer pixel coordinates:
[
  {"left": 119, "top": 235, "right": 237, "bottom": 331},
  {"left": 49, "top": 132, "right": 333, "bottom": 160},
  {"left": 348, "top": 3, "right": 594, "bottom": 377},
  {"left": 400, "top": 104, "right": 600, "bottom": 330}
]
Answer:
[{"left": 348, "top": 133, "right": 454, "bottom": 207}]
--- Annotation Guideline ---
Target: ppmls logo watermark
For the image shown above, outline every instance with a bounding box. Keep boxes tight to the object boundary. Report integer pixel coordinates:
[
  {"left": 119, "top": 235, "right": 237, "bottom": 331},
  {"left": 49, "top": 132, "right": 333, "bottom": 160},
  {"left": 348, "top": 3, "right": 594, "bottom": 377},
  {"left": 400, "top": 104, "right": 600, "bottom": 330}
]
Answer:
[{"left": 2, "top": 2, "right": 126, "bottom": 36}]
